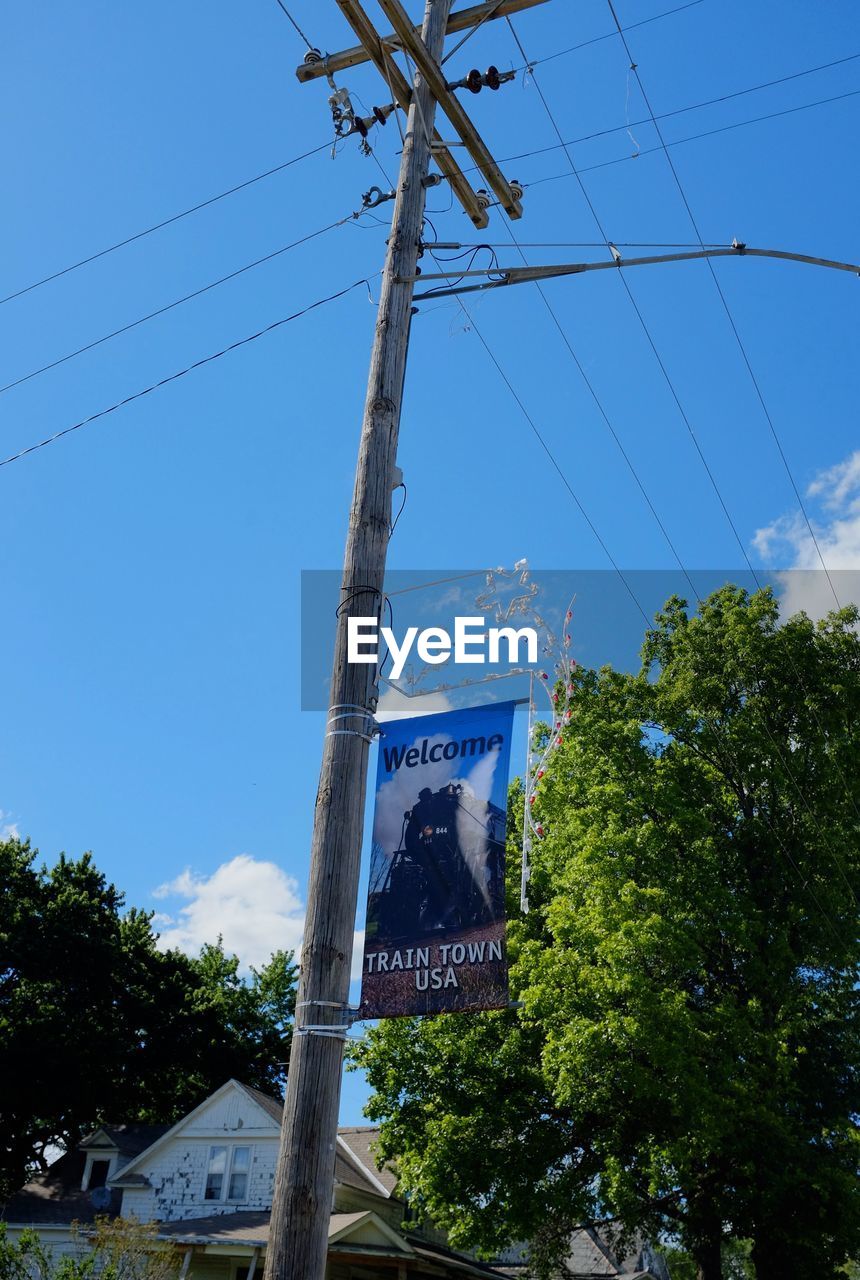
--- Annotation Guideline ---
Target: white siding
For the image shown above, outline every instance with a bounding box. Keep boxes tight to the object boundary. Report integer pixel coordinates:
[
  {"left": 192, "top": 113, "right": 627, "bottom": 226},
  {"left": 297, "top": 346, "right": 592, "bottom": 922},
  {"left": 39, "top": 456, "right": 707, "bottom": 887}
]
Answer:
[
  {"left": 182, "top": 1092, "right": 277, "bottom": 1139},
  {"left": 119, "top": 1087, "right": 281, "bottom": 1223},
  {"left": 121, "top": 1139, "right": 279, "bottom": 1223}
]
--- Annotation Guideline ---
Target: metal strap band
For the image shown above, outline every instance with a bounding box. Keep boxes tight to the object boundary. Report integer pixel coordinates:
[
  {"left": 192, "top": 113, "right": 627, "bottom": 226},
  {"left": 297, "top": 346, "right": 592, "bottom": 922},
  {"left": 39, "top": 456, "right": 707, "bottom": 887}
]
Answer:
[{"left": 326, "top": 728, "right": 374, "bottom": 743}]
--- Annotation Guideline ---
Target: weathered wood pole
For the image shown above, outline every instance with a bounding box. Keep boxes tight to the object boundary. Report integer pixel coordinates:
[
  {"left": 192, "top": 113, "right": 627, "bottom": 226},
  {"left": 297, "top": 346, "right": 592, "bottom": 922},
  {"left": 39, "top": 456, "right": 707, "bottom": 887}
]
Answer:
[{"left": 264, "top": 3, "right": 454, "bottom": 1278}]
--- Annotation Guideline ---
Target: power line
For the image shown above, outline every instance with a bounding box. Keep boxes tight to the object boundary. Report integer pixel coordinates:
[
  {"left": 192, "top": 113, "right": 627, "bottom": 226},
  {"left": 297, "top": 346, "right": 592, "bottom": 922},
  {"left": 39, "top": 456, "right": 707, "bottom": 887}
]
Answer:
[
  {"left": 0, "top": 142, "right": 331, "bottom": 309},
  {"left": 515, "top": 0, "right": 706, "bottom": 73},
  {"left": 7, "top": 51, "right": 851, "bottom": 313},
  {"left": 440, "top": 0, "right": 506, "bottom": 65},
  {"left": 506, "top": 15, "right": 756, "bottom": 574},
  {"left": 602, "top": 2, "right": 860, "bottom": 866},
  {"left": 497, "top": 223, "right": 699, "bottom": 602},
  {"left": 0, "top": 277, "right": 375, "bottom": 470},
  {"left": 605, "top": 0, "right": 842, "bottom": 609},
  {"left": 352, "top": 92, "right": 398, "bottom": 189},
  {"left": 506, "top": 17, "right": 859, "bottom": 910},
  {"left": 490, "top": 51, "right": 860, "bottom": 171},
  {"left": 439, "top": 273, "right": 650, "bottom": 629},
  {"left": 525, "top": 89, "right": 860, "bottom": 189},
  {"left": 0, "top": 215, "right": 357, "bottom": 398},
  {"left": 453, "top": 271, "right": 855, "bottom": 931},
  {"left": 272, "top": 0, "right": 315, "bottom": 50}
]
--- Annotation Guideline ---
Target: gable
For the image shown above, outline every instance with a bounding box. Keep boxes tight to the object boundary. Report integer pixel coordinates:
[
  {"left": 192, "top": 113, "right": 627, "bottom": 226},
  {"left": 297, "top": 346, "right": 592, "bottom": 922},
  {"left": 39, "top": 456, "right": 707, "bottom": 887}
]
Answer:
[
  {"left": 182, "top": 1086, "right": 280, "bottom": 1137},
  {"left": 79, "top": 1130, "right": 118, "bottom": 1153},
  {"left": 328, "top": 1210, "right": 413, "bottom": 1253},
  {"left": 114, "top": 1081, "right": 281, "bottom": 1183}
]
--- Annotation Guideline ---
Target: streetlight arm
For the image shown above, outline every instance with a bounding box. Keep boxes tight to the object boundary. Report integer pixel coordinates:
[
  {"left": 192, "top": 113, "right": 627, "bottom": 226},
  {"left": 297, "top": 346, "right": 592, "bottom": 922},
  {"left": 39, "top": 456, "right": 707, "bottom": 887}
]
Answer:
[{"left": 406, "top": 244, "right": 860, "bottom": 301}]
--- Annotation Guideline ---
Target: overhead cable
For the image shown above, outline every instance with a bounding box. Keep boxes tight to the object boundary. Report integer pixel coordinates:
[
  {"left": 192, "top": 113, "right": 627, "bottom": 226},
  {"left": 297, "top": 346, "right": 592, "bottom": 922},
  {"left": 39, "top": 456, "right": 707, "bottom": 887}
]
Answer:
[
  {"left": 508, "top": 16, "right": 860, "bottom": 907},
  {"left": 515, "top": 0, "right": 706, "bottom": 73},
  {"left": 490, "top": 51, "right": 860, "bottom": 171},
  {"left": 0, "top": 215, "right": 358, "bottom": 397},
  {"left": 526, "top": 89, "right": 860, "bottom": 189},
  {"left": 440, "top": 277, "right": 650, "bottom": 629},
  {"left": 498, "top": 220, "right": 700, "bottom": 606},
  {"left": 6, "top": 53, "right": 852, "bottom": 311},
  {"left": 0, "top": 277, "right": 375, "bottom": 469},
  {"left": 272, "top": 0, "right": 315, "bottom": 50},
  {"left": 0, "top": 142, "right": 331, "bottom": 308},
  {"left": 605, "top": 0, "right": 842, "bottom": 608}
]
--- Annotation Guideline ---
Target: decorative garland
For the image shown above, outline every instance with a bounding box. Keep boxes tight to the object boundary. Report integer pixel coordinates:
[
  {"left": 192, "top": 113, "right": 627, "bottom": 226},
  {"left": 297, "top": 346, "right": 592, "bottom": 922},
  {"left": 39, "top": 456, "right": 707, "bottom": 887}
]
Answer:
[{"left": 520, "top": 600, "right": 576, "bottom": 913}]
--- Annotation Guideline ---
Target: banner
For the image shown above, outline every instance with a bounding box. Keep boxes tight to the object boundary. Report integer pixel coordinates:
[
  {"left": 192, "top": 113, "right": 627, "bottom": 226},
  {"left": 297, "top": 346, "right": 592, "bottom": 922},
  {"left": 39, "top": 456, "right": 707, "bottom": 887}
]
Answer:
[{"left": 360, "top": 701, "right": 515, "bottom": 1018}]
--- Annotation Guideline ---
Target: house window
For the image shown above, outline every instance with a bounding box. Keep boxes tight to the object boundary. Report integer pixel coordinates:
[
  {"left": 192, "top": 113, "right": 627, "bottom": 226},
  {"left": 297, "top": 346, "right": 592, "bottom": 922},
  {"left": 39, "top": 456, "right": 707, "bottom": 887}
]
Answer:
[
  {"left": 205, "top": 1147, "right": 228, "bottom": 1200},
  {"left": 82, "top": 1154, "right": 114, "bottom": 1191},
  {"left": 89, "top": 1160, "right": 110, "bottom": 1189},
  {"left": 228, "top": 1146, "right": 250, "bottom": 1200},
  {"left": 205, "top": 1146, "right": 251, "bottom": 1202}
]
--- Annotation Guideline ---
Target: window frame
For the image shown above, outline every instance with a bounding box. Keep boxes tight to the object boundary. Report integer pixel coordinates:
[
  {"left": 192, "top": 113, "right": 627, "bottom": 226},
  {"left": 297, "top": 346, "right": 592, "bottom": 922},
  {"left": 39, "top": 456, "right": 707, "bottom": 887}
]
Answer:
[
  {"left": 81, "top": 1152, "right": 115, "bottom": 1192},
  {"left": 203, "top": 1144, "right": 253, "bottom": 1204}
]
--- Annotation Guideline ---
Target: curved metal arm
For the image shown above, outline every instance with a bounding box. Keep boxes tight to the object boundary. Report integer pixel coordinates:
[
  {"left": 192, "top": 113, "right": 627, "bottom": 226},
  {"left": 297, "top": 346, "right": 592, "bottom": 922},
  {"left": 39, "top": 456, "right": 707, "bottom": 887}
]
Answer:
[{"left": 407, "top": 244, "right": 860, "bottom": 300}]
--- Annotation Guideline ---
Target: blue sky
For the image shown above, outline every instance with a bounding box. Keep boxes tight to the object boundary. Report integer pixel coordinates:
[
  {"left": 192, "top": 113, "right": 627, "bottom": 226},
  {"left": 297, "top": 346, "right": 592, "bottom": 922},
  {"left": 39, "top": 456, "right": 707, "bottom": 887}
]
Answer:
[{"left": 1, "top": 0, "right": 858, "bottom": 1123}]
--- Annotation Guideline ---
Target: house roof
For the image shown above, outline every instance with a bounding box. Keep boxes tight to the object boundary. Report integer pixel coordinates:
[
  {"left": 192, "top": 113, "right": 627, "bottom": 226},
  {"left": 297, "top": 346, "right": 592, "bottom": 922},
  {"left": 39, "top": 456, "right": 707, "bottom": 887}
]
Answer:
[
  {"left": 154, "top": 1208, "right": 405, "bottom": 1250},
  {"left": 232, "top": 1082, "right": 285, "bottom": 1127},
  {"left": 2, "top": 1123, "right": 169, "bottom": 1227},
  {"left": 154, "top": 1211, "right": 271, "bottom": 1246},
  {"left": 81, "top": 1125, "right": 171, "bottom": 1159},
  {"left": 565, "top": 1227, "right": 622, "bottom": 1276},
  {"left": 226, "top": 1086, "right": 399, "bottom": 1198},
  {"left": 337, "top": 1125, "right": 398, "bottom": 1196},
  {"left": 155, "top": 1211, "right": 508, "bottom": 1278},
  {"left": 0, "top": 1083, "right": 394, "bottom": 1223},
  {"left": 492, "top": 1227, "right": 666, "bottom": 1280},
  {"left": 111, "top": 1080, "right": 282, "bottom": 1184},
  {"left": 407, "top": 1236, "right": 531, "bottom": 1280}
]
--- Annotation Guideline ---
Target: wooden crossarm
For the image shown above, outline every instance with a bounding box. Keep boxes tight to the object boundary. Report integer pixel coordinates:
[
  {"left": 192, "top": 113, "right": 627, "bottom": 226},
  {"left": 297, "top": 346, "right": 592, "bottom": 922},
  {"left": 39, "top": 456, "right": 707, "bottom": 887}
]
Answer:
[
  {"left": 295, "top": 0, "right": 550, "bottom": 83},
  {"left": 334, "top": 0, "right": 490, "bottom": 228},
  {"left": 374, "top": 0, "right": 522, "bottom": 218}
]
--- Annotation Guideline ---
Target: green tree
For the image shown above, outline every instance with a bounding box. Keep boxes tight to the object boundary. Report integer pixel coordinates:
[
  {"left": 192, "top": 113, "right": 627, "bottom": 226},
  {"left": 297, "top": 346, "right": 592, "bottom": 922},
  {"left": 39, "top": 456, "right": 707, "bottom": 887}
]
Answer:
[
  {"left": 353, "top": 587, "right": 860, "bottom": 1280},
  {"left": 664, "top": 1240, "right": 753, "bottom": 1280},
  {"left": 0, "top": 1218, "right": 179, "bottom": 1280},
  {"left": 0, "top": 841, "right": 297, "bottom": 1196}
]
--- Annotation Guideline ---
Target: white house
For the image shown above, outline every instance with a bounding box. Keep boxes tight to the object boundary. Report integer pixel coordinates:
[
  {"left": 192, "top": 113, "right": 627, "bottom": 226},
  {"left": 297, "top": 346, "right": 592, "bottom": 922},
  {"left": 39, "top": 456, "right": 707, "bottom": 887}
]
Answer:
[{"left": 2, "top": 1080, "right": 670, "bottom": 1280}]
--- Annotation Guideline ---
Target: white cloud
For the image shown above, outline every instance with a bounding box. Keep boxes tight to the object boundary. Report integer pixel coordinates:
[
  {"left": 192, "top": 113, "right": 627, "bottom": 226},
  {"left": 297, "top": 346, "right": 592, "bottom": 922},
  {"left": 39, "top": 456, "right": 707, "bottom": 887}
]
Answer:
[
  {"left": 0, "top": 809, "right": 20, "bottom": 840},
  {"left": 154, "top": 858, "right": 369, "bottom": 997},
  {"left": 753, "top": 450, "right": 860, "bottom": 617},
  {"left": 153, "top": 855, "right": 305, "bottom": 971},
  {"left": 376, "top": 685, "right": 452, "bottom": 721}
]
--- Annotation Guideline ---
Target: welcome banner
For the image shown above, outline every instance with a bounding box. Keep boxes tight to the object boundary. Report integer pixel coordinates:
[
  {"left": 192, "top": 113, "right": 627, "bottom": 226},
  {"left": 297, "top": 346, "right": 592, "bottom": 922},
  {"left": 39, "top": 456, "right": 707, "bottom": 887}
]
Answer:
[{"left": 360, "top": 701, "right": 515, "bottom": 1018}]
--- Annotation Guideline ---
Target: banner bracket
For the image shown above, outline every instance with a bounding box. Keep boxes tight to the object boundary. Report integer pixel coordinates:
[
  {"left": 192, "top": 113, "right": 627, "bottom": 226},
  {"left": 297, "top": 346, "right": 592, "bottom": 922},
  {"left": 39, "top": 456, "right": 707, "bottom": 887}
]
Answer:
[{"left": 295, "top": 998, "right": 364, "bottom": 1038}]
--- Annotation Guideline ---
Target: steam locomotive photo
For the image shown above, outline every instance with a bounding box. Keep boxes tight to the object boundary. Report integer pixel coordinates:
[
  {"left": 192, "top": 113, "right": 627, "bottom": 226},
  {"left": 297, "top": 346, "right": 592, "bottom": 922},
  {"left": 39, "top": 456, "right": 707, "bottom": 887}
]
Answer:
[{"left": 366, "top": 780, "right": 506, "bottom": 946}]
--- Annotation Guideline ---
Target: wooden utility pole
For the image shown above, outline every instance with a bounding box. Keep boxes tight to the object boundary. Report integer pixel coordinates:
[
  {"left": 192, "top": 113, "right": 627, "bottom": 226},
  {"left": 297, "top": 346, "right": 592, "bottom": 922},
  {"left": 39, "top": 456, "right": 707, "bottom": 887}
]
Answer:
[
  {"left": 263, "top": 4, "right": 453, "bottom": 1279},
  {"left": 265, "top": 3, "right": 547, "bottom": 1276}
]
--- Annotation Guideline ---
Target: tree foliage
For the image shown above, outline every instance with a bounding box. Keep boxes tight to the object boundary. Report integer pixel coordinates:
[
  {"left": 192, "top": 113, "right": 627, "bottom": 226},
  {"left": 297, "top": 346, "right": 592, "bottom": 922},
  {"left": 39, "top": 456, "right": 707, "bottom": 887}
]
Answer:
[
  {"left": 0, "top": 842, "right": 297, "bottom": 1196},
  {"left": 0, "top": 1219, "right": 179, "bottom": 1280},
  {"left": 353, "top": 587, "right": 860, "bottom": 1280}
]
